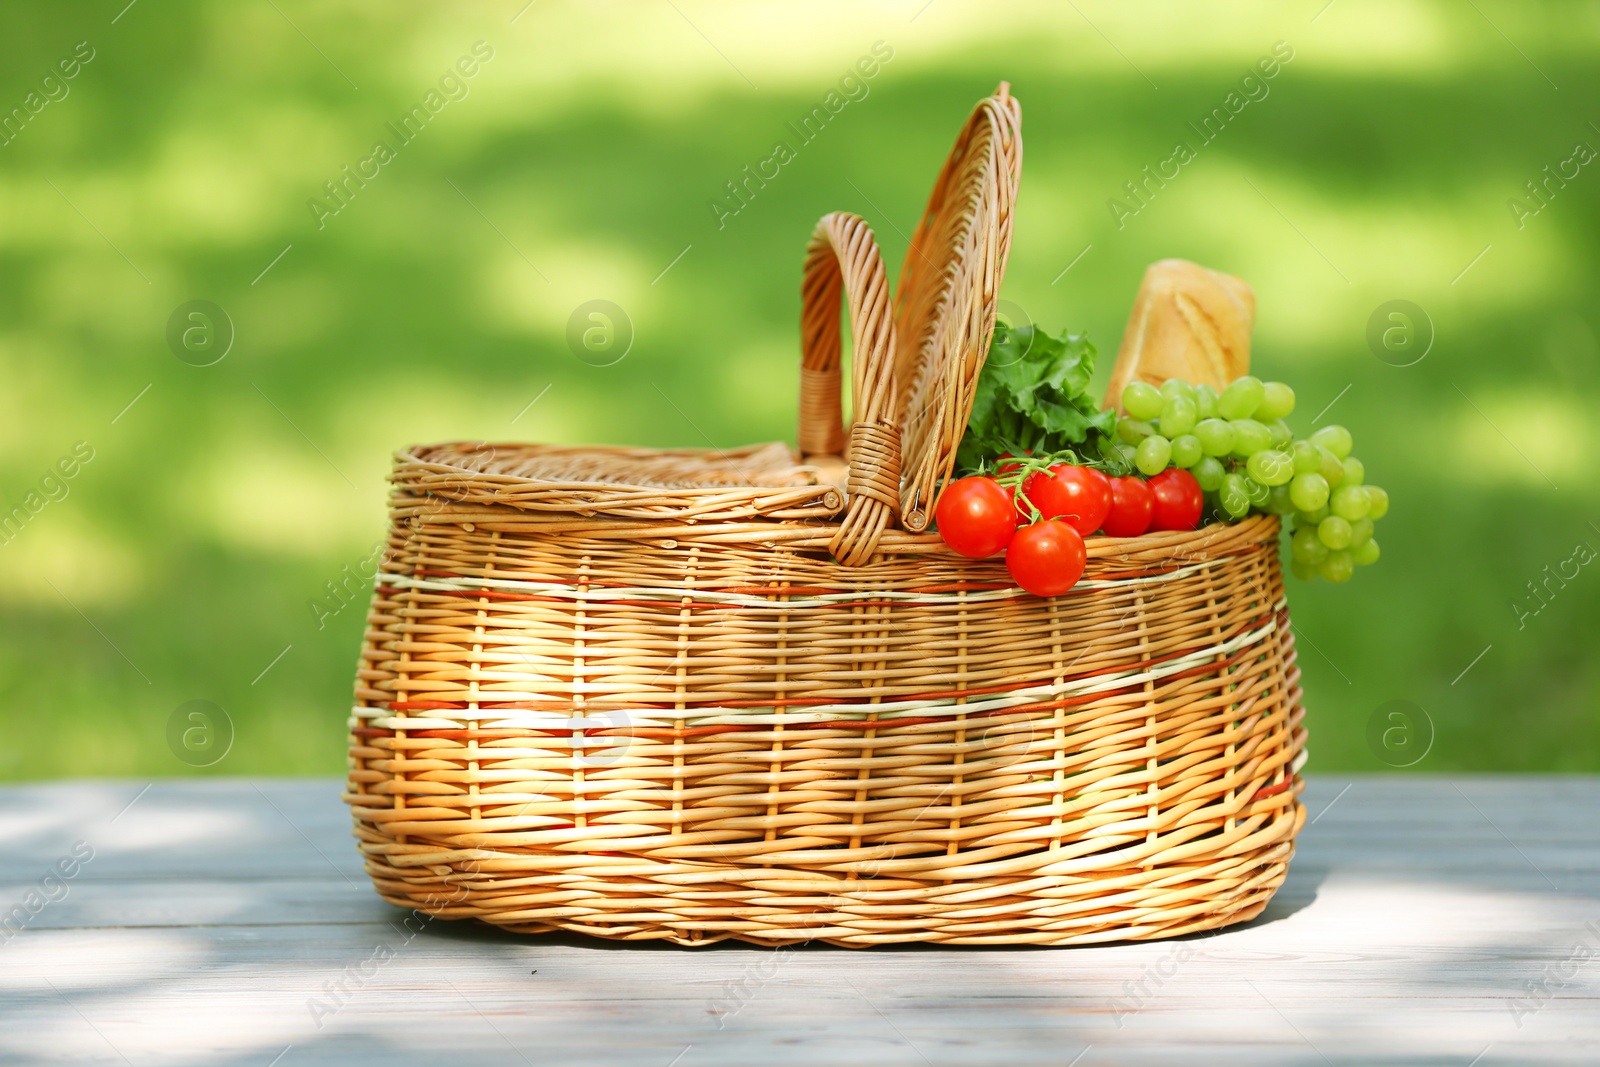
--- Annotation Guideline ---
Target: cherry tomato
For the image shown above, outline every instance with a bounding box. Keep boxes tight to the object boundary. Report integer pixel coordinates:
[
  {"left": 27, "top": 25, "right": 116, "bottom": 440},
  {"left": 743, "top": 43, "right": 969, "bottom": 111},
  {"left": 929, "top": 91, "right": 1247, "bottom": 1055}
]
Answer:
[
  {"left": 1147, "top": 468, "right": 1203, "bottom": 531},
  {"left": 1006, "top": 519, "right": 1088, "bottom": 597},
  {"left": 935, "top": 476, "right": 1016, "bottom": 558},
  {"left": 1102, "top": 475, "right": 1154, "bottom": 537},
  {"left": 1019, "top": 464, "right": 1111, "bottom": 537}
]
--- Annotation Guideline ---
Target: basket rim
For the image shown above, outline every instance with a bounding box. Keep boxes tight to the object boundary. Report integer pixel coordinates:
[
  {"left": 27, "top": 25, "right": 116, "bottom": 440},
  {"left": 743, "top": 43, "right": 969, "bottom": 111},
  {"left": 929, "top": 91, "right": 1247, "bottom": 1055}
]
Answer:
[{"left": 391, "top": 476, "right": 1280, "bottom": 562}]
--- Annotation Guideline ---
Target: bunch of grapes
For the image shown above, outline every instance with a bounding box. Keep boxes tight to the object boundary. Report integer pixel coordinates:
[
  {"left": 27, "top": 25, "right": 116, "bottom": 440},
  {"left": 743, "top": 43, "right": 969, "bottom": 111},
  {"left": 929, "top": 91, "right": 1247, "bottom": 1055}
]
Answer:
[{"left": 1110, "top": 376, "right": 1388, "bottom": 583}]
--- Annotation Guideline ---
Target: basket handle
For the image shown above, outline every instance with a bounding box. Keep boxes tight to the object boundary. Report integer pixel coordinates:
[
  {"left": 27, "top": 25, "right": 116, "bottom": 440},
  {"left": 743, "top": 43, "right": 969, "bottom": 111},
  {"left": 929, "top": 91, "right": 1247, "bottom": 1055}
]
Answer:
[{"left": 799, "top": 212, "right": 902, "bottom": 566}]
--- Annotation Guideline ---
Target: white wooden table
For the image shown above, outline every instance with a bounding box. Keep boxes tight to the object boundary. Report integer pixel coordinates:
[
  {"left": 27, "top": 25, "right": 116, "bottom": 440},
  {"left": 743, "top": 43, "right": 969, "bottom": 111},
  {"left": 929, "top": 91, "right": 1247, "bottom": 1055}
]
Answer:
[{"left": 2, "top": 777, "right": 1596, "bottom": 1066}]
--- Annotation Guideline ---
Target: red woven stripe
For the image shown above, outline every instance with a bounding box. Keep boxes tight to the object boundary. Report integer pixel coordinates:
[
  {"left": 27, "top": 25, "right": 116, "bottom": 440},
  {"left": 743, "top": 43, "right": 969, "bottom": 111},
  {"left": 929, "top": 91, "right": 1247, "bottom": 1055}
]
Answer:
[
  {"left": 377, "top": 610, "right": 1274, "bottom": 715},
  {"left": 364, "top": 628, "right": 1276, "bottom": 744},
  {"left": 372, "top": 556, "right": 1255, "bottom": 605}
]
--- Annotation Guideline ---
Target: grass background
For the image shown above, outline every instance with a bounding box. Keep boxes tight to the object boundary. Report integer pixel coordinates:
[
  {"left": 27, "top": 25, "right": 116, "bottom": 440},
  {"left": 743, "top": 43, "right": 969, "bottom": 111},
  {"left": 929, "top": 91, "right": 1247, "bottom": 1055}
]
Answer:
[{"left": 0, "top": 0, "right": 1595, "bottom": 779}]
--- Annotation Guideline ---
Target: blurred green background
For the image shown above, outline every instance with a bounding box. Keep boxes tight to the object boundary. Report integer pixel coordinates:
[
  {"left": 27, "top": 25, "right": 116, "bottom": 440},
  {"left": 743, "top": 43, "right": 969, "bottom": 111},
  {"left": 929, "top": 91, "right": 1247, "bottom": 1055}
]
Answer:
[{"left": 1, "top": 0, "right": 1595, "bottom": 779}]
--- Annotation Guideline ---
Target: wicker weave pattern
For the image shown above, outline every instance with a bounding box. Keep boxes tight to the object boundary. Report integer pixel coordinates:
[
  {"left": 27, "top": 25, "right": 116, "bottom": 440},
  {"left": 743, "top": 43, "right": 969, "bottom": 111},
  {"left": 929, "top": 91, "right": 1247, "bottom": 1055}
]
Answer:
[
  {"left": 393, "top": 442, "right": 843, "bottom": 522},
  {"left": 893, "top": 86, "right": 1022, "bottom": 531},
  {"left": 347, "top": 512, "right": 1305, "bottom": 946},
  {"left": 799, "top": 212, "right": 903, "bottom": 566},
  {"left": 344, "top": 85, "right": 1307, "bottom": 947}
]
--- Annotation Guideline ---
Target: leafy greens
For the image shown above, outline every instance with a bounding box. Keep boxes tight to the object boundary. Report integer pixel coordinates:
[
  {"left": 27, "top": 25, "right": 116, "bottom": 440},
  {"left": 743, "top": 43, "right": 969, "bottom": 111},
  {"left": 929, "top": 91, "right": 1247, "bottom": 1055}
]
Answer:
[{"left": 953, "top": 322, "right": 1116, "bottom": 473}]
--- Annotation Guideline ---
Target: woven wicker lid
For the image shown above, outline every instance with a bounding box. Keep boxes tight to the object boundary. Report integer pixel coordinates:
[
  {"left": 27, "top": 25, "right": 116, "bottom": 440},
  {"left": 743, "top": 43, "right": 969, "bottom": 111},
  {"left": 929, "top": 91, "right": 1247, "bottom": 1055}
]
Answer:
[
  {"left": 394, "top": 441, "right": 843, "bottom": 521},
  {"left": 891, "top": 84, "right": 1023, "bottom": 531}
]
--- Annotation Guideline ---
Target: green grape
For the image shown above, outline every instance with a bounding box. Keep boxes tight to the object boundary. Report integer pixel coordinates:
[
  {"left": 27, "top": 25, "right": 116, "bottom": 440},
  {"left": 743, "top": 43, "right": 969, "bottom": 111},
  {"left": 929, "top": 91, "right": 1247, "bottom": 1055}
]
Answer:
[
  {"left": 1219, "top": 473, "right": 1251, "bottom": 517},
  {"left": 1160, "top": 395, "right": 1199, "bottom": 437},
  {"left": 1291, "top": 440, "right": 1321, "bottom": 474},
  {"left": 1352, "top": 539, "right": 1381, "bottom": 566},
  {"left": 1170, "top": 434, "right": 1203, "bottom": 468},
  {"left": 1135, "top": 434, "right": 1172, "bottom": 475},
  {"left": 1257, "top": 381, "right": 1296, "bottom": 421},
  {"left": 1192, "top": 456, "right": 1226, "bottom": 492},
  {"left": 1291, "top": 526, "right": 1330, "bottom": 566},
  {"left": 1266, "top": 485, "right": 1296, "bottom": 515},
  {"left": 1341, "top": 456, "right": 1365, "bottom": 486},
  {"left": 1112, "top": 442, "right": 1137, "bottom": 467},
  {"left": 1268, "top": 419, "right": 1294, "bottom": 449},
  {"left": 1310, "top": 423, "right": 1353, "bottom": 459},
  {"left": 1290, "top": 558, "right": 1317, "bottom": 581},
  {"left": 1317, "top": 515, "right": 1353, "bottom": 550},
  {"left": 1230, "top": 418, "right": 1273, "bottom": 457},
  {"left": 1288, "top": 472, "right": 1329, "bottom": 513},
  {"left": 1159, "top": 378, "right": 1194, "bottom": 403},
  {"left": 1195, "top": 418, "right": 1236, "bottom": 456},
  {"left": 1348, "top": 516, "right": 1374, "bottom": 548},
  {"left": 1365, "top": 485, "right": 1389, "bottom": 520},
  {"left": 1242, "top": 476, "right": 1271, "bottom": 508},
  {"left": 1117, "top": 418, "right": 1155, "bottom": 444},
  {"left": 1298, "top": 504, "right": 1331, "bottom": 525},
  {"left": 1193, "top": 383, "right": 1220, "bottom": 420},
  {"left": 1246, "top": 449, "right": 1295, "bottom": 487},
  {"left": 1122, "top": 381, "right": 1164, "bottom": 421},
  {"left": 1317, "top": 549, "right": 1355, "bottom": 583},
  {"left": 1218, "top": 375, "right": 1264, "bottom": 419},
  {"left": 1330, "top": 484, "right": 1370, "bottom": 521},
  {"left": 1318, "top": 445, "right": 1345, "bottom": 487}
]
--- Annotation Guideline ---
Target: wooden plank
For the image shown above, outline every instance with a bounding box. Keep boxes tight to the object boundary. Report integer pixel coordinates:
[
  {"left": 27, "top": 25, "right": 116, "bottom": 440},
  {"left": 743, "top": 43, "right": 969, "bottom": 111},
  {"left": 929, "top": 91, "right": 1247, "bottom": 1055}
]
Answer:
[
  {"left": 0, "top": 878, "right": 381, "bottom": 930},
  {"left": 1, "top": 776, "right": 1598, "bottom": 1066},
  {"left": 4, "top": 776, "right": 1599, "bottom": 880},
  {"left": 3, "top": 934, "right": 1598, "bottom": 1064},
  {"left": 0, "top": 779, "right": 362, "bottom": 881},
  {"left": 3, "top": 939, "right": 1596, "bottom": 1067}
]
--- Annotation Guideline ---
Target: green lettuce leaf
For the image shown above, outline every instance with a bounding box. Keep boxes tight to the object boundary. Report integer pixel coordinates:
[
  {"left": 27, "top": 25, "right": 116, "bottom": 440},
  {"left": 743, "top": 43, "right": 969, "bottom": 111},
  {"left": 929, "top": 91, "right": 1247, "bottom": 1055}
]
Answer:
[{"left": 953, "top": 322, "right": 1116, "bottom": 472}]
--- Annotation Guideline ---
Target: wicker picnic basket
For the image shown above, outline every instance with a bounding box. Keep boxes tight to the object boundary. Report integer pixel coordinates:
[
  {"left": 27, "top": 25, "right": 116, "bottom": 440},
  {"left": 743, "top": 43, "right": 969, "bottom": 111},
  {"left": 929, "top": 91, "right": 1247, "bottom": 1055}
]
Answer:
[{"left": 344, "top": 84, "right": 1307, "bottom": 947}]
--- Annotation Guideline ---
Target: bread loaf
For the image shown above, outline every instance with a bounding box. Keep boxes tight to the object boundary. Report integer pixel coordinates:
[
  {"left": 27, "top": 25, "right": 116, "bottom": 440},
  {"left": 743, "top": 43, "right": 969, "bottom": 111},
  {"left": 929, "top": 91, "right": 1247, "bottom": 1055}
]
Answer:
[{"left": 1104, "top": 259, "right": 1255, "bottom": 410}]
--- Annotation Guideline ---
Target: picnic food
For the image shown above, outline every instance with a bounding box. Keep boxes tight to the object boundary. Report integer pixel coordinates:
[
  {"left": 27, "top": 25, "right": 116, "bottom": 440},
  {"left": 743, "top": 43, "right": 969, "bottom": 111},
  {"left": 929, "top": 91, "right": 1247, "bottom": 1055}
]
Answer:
[
  {"left": 1018, "top": 463, "right": 1110, "bottom": 535},
  {"left": 935, "top": 259, "right": 1391, "bottom": 593},
  {"left": 1005, "top": 516, "right": 1087, "bottom": 596},
  {"left": 1114, "top": 377, "right": 1389, "bottom": 581},
  {"left": 1102, "top": 474, "right": 1154, "bottom": 536},
  {"left": 952, "top": 322, "right": 1114, "bottom": 473},
  {"left": 932, "top": 474, "right": 1015, "bottom": 558},
  {"left": 1147, "top": 467, "right": 1204, "bottom": 531},
  {"left": 1104, "top": 258, "right": 1256, "bottom": 407}
]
